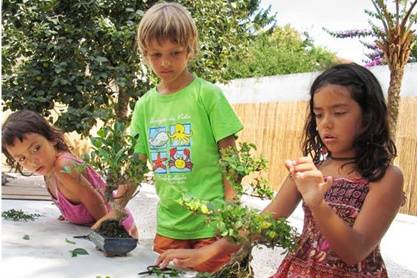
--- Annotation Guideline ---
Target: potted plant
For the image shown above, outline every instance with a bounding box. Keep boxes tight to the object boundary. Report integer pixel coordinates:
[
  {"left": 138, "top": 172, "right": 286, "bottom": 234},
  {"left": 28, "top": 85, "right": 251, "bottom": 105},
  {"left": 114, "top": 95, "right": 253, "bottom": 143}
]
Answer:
[
  {"left": 178, "top": 142, "right": 298, "bottom": 277},
  {"left": 82, "top": 121, "right": 149, "bottom": 256}
]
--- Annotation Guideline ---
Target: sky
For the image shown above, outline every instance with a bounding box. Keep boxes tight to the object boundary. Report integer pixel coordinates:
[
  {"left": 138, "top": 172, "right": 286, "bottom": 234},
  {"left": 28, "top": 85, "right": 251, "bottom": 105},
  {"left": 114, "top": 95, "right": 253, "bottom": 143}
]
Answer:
[{"left": 260, "top": 0, "right": 376, "bottom": 64}]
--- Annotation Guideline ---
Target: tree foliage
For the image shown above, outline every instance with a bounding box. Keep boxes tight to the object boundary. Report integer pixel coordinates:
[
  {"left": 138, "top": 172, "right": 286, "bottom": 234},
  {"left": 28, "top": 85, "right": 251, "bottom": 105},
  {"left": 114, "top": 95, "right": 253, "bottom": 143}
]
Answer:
[
  {"left": 2, "top": 0, "right": 274, "bottom": 136},
  {"left": 224, "top": 25, "right": 337, "bottom": 80},
  {"left": 372, "top": 0, "right": 416, "bottom": 136},
  {"left": 324, "top": 1, "right": 417, "bottom": 67}
]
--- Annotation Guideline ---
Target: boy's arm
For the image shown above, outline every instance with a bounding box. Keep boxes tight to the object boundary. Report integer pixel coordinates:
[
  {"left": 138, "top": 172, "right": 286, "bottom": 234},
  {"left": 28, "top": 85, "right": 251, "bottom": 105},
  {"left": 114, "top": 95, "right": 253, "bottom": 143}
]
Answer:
[{"left": 217, "top": 135, "right": 238, "bottom": 201}]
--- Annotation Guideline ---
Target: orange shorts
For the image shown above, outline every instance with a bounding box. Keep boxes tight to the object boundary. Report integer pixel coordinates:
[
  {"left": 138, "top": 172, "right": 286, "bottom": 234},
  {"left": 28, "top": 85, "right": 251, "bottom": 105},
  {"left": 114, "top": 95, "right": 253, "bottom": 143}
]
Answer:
[{"left": 153, "top": 234, "right": 231, "bottom": 273}]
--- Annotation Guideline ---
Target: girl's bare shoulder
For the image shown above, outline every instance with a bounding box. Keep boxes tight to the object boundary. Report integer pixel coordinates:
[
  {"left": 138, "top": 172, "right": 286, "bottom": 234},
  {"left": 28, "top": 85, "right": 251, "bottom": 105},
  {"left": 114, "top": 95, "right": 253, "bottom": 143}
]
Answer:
[{"left": 370, "top": 165, "right": 404, "bottom": 195}]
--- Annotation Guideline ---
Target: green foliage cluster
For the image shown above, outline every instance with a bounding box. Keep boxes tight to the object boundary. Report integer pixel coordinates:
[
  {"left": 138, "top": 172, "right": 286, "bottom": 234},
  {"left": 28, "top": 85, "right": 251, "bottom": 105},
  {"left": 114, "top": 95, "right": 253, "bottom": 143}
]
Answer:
[
  {"left": 178, "top": 142, "right": 299, "bottom": 276},
  {"left": 2, "top": 209, "right": 41, "bottom": 221},
  {"left": 178, "top": 194, "right": 297, "bottom": 251},
  {"left": 86, "top": 121, "right": 148, "bottom": 201},
  {"left": 220, "top": 142, "right": 272, "bottom": 200},
  {"left": 225, "top": 25, "right": 336, "bottom": 80},
  {"left": 2, "top": 0, "right": 274, "bottom": 136},
  {"left": 2, "top": 0, "right": 151, "bottom": 135}
]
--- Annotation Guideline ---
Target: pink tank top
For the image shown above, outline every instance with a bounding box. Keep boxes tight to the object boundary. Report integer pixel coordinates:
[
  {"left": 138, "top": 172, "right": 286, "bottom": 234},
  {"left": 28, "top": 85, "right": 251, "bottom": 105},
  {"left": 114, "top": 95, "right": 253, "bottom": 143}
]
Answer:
[{"left": 48, "top": 152, "right": 134, "bottom": 231}]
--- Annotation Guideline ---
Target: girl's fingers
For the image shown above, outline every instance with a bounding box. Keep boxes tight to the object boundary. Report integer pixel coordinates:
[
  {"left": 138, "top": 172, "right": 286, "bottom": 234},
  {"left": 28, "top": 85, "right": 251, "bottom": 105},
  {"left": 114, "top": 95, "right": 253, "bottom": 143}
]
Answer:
[
  {"left": 294, "top": 169, "right": 322, "bottom": 181},
  {"left": 293, "top": 162, "right": 316, "bottom": 173},
  {"left": 285, "top": 160, "right": 296, "bottom": 175},
  {"left": 295, "top": 156, "right": 313, "bottom": 164},
  {"left": 286, "top": 157, "right": 316, "bottom": 175}
]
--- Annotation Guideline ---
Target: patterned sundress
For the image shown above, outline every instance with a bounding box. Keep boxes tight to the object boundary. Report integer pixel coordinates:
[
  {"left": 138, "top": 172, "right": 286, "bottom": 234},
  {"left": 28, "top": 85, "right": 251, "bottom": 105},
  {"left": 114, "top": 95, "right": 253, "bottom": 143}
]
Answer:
[{"left": 271, "top": 177, "right": 388, "bottom": 278}]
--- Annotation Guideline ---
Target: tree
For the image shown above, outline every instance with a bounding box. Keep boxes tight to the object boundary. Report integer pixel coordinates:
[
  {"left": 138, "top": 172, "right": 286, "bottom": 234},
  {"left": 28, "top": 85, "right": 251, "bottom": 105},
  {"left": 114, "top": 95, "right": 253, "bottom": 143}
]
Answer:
[
  {"left": 2, "top": 0, "right": 274, "bottom": 136},
  {"left": 225, "top": 25, "right": 337, "bottom": 80},
  {"left": 373, "top": 0, "right": 417, "bottom": 135},
  {"left": 326, "top": 1, "right": 416, "bottom": 136},
  {"left": 2, "top": 0, "right": 153, "bottom": 135}
]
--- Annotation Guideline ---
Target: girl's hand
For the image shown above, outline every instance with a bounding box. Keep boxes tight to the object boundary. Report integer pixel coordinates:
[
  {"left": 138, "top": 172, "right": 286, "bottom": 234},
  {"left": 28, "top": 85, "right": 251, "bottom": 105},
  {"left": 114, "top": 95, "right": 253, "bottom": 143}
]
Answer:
[
  {"left": 285, "top": 157, "right": 333, "bottom": 209},
  {"left": 156, "top": 248, "right": 211, "bottom": 270},
  {"left": 91, "top": 210, "right": 118, "bottom": 231}
]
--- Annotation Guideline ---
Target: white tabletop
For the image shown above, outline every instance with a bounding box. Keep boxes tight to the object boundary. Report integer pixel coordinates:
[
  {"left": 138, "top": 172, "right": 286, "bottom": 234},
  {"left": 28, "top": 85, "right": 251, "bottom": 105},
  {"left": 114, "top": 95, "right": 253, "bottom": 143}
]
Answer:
[{"left": 1, "top": 199, "right": 194, "bottom": 278}]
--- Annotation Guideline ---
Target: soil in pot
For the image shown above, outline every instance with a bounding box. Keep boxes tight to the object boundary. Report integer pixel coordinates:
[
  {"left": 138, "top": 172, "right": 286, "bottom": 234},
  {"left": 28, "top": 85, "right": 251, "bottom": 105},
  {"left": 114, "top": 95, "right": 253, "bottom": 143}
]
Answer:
[
  {"left": 97, "top": 220, "right": 130, "bottom": 238},
  {"left": 93, "top": 220, "right": 137, "bottom": 257}
]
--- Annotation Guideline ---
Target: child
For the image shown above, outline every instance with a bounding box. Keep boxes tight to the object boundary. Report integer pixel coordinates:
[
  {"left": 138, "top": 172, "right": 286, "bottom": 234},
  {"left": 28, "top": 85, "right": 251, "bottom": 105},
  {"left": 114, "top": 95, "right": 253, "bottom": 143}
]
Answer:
[
  {"left": 131, "top": 2, "right": 243, "bottom": 273},
  {"left": 2, "top": 110, "right": 138, "bottom": 238},
  {"left": 157, "top": 63, "right": 405, "bottom": 277}
]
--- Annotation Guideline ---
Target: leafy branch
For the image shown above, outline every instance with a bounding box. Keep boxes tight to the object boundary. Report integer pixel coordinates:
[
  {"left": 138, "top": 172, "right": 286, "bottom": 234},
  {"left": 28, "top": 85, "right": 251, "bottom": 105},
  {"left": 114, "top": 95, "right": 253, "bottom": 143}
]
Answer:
[
  {"left": 219, "top": 142, "right": 272, "bottom": 200},
  {"left": 64, "top": 121, "right": 149, "bottom": 222},
  {"left": 86, "top": 121, "right": 149, "bottom": 205},
  {"left": 178, "top": 142, "right": 299, "bottom": 276},
  {"left": 2, "top": 209, "right": 41, "bottom": 221}
]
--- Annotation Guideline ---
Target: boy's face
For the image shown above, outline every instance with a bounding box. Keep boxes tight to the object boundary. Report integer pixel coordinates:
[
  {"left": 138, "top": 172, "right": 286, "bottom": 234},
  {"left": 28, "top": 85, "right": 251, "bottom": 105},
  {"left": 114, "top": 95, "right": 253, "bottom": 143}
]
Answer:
[{"left": 145, "top": 39, "right": 191, "bottom": 87}]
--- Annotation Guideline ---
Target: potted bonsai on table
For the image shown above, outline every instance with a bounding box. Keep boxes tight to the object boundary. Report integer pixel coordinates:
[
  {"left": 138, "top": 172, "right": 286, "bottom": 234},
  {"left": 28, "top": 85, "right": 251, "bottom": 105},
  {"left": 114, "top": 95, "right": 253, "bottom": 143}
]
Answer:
[{"left": 79, "top": 121, "right": 148, "bottom": 256}]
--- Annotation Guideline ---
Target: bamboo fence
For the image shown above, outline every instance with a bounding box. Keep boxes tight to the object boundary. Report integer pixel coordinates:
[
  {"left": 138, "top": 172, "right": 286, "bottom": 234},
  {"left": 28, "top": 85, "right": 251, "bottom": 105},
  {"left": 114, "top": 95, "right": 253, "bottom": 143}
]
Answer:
[{"left": 233, "top": 96, "right": 417, "bottom": 216}]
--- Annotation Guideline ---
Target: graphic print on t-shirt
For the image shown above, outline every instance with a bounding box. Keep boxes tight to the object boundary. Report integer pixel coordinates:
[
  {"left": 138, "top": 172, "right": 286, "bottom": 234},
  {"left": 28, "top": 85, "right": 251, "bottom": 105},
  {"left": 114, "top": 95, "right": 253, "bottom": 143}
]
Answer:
[
  {"left": 169, "top": 123, "right": 192, "bottom": 146},
  {"left": 149, "top": 123, "right": 193, "bottom": 174}
]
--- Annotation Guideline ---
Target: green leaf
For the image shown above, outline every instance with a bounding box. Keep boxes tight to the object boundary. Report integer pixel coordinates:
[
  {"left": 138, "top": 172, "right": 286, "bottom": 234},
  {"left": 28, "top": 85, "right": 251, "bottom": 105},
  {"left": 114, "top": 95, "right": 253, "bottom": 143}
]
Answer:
[
  {"left": 95, "top": 56, "right": 108, "bottom": 63},
  {"left": 70, "top": 248, "right": 89, "bottom": 257},
  {"left": 65, "top": 238, "right": 76, "bottom": 244},
  {"left": 62, "top": 165, "right": 72, "bottom": 174}
]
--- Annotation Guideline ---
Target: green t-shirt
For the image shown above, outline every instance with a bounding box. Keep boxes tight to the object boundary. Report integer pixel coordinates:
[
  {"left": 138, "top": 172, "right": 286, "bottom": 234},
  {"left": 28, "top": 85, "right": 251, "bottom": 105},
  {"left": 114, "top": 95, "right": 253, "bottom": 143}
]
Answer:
[{"left": 130, "top": 77, "right": 243, "bottom": 239}]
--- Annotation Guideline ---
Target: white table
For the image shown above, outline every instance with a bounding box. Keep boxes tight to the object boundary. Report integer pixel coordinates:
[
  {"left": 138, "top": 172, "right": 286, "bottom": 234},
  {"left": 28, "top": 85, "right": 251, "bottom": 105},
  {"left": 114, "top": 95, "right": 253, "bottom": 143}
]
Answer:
[{"left": 1, "top": 199, "right": 194, "bottom": 278}]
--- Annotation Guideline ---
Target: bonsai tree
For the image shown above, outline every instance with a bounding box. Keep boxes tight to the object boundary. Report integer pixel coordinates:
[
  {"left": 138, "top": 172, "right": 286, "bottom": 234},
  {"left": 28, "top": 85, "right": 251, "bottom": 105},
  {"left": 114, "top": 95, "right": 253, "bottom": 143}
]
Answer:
[
  {"left": 178, "top": 143, "right": 298, "bottom": 277},
  {"left": 85, "top": 121, "right": 149, "bottom": 234}
]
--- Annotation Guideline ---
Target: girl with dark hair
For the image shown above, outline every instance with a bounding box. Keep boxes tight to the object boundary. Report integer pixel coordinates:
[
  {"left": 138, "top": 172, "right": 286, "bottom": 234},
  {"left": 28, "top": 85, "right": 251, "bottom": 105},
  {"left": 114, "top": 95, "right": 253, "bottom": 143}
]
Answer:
[
  {"left": 2, "top": 110, "right": 137, "bottom": 238},
  {"left": 267, "top": 63, "right": 404, "bottom": 277},
  {"left": 156, "top": 63, "right": 404, "bottom": 277}
]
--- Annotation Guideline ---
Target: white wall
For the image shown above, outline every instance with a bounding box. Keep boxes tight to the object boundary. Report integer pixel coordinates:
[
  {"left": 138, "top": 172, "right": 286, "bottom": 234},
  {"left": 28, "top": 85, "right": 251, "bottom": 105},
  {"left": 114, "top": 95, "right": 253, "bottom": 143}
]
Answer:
[{"left": 219, "top": 63, "right": 417, "bottom": 104}]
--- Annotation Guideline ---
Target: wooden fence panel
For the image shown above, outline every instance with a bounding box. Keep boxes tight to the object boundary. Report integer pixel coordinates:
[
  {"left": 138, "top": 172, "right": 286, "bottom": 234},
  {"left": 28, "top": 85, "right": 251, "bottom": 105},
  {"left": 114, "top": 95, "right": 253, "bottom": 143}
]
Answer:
[{"left": 233, "top": 96, "right": 417, "bottom": 215}]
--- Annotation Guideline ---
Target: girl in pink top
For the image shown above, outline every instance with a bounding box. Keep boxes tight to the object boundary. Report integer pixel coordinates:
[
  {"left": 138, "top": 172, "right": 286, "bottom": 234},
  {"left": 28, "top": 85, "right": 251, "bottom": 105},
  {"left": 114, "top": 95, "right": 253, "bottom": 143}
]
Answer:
[{"left": 2, "top": 110, "right": 137, "bottom": 238}]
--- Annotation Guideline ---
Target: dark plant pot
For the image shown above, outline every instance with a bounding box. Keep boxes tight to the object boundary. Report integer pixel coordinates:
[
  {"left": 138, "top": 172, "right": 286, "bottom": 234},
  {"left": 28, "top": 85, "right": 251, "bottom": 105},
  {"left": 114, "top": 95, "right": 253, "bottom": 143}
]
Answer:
[{"left": 89, "top": 231, "right": 138, "bottom": 257}]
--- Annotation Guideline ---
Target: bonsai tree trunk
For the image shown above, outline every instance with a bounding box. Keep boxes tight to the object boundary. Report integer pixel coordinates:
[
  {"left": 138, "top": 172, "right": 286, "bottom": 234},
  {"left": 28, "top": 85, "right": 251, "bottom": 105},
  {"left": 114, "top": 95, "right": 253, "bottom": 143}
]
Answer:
[{"left": 115, "top": 87, "right": 130, "bottom": 124}]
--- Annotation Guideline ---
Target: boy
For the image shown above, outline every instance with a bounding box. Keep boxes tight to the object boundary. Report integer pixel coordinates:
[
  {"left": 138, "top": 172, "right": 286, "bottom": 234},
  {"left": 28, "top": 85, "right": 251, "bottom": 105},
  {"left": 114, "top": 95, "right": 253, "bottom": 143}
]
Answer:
[{"left": 132, "top": 2, "right": 243, "bottom": 273}]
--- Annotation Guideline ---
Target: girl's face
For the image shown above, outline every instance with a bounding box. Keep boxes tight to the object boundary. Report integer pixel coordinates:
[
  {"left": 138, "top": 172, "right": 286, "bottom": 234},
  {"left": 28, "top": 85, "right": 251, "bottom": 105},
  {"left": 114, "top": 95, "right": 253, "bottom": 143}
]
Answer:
[
  {"left": 6, "top": 133, "right": 58, "bottom": 176},
  {"left": 313, "top": 84, "right": 363, "bottom": 158},
  {"left": 145, "top": 39, "right": 191, "bottom": 91}
]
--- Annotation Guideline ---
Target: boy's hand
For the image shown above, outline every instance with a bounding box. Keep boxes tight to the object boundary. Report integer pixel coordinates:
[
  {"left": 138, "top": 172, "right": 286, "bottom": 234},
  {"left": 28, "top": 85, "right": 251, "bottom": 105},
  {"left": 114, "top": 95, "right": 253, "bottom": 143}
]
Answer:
[
  {"left": 285, "top": 157, "right": 333, "bottom": 209},
  {"left": 156, "top": 248, "right": 209, "bottom": 270}
]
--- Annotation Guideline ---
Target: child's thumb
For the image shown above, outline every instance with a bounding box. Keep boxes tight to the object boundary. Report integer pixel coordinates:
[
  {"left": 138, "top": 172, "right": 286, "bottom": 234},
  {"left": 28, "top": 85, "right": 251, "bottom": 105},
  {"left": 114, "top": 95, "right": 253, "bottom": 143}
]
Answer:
[{"left": 323, "top": 176, "right": 333, "bottom": 191}]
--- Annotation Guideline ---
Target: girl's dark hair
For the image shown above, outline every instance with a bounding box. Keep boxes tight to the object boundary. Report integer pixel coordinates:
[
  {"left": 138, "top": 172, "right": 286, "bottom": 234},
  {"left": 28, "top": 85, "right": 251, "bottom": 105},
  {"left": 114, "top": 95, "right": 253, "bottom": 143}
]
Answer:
[
  {"left": 302, "top": 63, "right": 396, "bottom": 181},
  {"left": 2, "top": 110, "right": 71, "bottom": 174}
]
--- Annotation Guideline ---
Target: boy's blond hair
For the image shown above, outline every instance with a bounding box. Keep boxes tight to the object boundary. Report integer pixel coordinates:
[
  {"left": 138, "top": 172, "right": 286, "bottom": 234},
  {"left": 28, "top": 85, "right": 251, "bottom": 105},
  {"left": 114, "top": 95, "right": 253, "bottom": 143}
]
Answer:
[{"left": 136, "top": 2, "right": 198, "bottom": 58}]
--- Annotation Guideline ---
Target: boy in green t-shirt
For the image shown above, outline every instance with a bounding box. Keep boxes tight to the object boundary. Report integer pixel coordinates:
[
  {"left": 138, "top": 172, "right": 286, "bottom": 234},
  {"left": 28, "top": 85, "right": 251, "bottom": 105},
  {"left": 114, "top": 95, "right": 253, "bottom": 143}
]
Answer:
[{"left": 131, "top": 2, "right": 243, "bottom": 273}]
